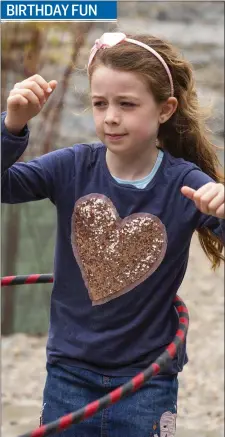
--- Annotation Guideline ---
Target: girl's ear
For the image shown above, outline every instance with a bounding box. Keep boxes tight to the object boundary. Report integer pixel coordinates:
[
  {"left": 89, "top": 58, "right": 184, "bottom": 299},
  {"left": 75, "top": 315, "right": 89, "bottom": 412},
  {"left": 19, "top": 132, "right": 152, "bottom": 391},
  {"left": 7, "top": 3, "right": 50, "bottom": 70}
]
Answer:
[{"left": 159, "top": 97, "right": 178, "bottom": 124}]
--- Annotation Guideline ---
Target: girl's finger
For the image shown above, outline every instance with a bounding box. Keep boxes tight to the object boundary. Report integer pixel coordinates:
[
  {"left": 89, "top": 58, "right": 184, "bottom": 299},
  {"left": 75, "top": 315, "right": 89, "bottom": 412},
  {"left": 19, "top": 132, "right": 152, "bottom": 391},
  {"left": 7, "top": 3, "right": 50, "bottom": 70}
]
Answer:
[
  {"left": 7, "top": 94, "right": 29, "bottom": 107},
  {"left": 207, "top": 190, "right": 225, "bottom": 213},
  {"left": 181, "top": 182, "right": 216, "bottom": 201},
  {"left": 20, "top": 74, "right": 51, "bottom": 93},
  {"left": 192, "top": 182, "right": 216, "bottom": 200},
  {"left": 215, "top": 203, "right": 225, "bottom": 219},
  {"left": 48, "top": 79, "right": 58, "bottom": 91},
  {"left": 10, "top": 88, "right": 41, "bottom": 108},
  {"left": 180, "top": 186, "right": 195, "bottom": 200},
  {"left": 18, "top": 75, "right": 57, "bottom": 101},
  {"left": 13, "top": 80, "right": 46, "bottom": 105},
  {"left": 196, "top": 186, "right": 221, "bottom": 214},
  {"left": 28, "top": 75, "right": 57, "bottom": 94}
]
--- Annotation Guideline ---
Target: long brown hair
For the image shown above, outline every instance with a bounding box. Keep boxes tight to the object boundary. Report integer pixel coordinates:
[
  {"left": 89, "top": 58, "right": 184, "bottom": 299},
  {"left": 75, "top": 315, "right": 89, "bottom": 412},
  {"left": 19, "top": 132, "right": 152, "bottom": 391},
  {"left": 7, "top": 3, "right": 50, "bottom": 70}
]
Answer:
[{"left": 88, "top": 33, "right": 224, "bottom": 269}]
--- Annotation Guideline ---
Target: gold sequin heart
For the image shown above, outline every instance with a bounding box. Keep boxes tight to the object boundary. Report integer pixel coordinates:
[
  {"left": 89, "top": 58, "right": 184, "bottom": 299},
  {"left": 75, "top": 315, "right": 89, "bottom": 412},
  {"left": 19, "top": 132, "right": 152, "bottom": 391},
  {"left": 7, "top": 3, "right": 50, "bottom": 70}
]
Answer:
[{"left": 71, "top": 194, "right": 167, "bottom": 305}]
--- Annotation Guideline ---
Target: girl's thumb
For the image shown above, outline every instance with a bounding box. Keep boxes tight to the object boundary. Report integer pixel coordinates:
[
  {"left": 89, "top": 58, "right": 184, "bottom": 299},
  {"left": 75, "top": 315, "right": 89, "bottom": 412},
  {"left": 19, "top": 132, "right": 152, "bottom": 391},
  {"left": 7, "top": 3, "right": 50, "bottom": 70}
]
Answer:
[
  {"left": 181, "top": 186, "right": 196, "bottom": 200},
  {"left": 48, "top": 80, "right": 58, "bottom": 91}
]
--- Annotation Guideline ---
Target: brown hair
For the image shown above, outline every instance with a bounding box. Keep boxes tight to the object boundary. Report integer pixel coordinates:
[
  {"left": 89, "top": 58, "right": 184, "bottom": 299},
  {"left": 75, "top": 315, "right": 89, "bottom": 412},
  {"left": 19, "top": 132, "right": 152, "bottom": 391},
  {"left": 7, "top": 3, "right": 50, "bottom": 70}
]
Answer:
[{"left": 88, "top": 33, "right": 224, "bottom": 269}]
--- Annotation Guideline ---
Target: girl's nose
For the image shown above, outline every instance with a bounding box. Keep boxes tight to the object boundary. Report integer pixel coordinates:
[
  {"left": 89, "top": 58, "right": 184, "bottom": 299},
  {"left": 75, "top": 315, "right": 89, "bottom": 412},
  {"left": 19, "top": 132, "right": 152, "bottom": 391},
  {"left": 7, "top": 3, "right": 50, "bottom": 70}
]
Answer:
[{"left": 104, "top": 107, "right": 120, "bottom": 124}]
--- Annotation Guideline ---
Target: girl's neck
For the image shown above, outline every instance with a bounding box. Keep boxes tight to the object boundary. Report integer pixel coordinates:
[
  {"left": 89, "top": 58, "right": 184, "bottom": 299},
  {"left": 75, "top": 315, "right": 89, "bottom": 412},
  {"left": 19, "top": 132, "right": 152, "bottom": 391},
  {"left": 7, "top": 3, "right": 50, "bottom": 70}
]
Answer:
[{"left": 106, "top": 144, "right": 159, "bottom": 181}]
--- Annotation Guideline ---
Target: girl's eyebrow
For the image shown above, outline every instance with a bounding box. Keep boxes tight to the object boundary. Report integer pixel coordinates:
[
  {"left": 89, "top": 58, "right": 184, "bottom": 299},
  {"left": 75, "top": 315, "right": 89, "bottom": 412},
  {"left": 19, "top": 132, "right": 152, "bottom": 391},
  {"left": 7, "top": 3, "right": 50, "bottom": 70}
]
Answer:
[{"left": 91, "top": 94, "right": 140, "bottom": 101}]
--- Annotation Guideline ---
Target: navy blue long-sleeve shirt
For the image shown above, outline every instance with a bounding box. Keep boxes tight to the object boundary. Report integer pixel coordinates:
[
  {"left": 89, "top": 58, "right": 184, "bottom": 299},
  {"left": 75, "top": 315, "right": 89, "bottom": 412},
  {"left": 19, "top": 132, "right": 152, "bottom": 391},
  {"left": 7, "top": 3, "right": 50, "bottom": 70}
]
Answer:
[{"left": 1, "top": 112, "right": 224, "bottom": 376}]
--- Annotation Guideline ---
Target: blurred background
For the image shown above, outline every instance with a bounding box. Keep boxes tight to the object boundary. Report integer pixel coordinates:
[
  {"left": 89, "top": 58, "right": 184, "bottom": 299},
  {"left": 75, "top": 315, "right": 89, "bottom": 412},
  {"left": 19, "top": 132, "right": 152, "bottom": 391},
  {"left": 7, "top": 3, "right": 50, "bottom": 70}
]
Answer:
[{"left": 1, "top": 2, "right": 224, "bottom": 437}]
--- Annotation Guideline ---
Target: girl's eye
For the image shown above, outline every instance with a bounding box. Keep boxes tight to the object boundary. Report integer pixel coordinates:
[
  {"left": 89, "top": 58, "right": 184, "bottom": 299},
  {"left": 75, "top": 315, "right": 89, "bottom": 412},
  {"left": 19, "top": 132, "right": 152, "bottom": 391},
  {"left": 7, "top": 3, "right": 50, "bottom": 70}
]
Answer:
[
  {"left": 93, "top": 101, "right": 106, "bottom": 107},
  {"left": 92, "top": 101, "right": 136, "bottom": 108},
  {"left": 121, "top": 102, "right": 136, "bottom": 107}
]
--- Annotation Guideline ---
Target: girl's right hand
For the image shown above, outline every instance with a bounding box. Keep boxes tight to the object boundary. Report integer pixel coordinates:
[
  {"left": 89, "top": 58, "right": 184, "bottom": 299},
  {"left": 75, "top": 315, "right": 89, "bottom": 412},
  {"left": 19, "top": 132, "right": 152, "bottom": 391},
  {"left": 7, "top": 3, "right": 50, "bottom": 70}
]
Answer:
[{"left": 5, "top": 74, "right": 58, "bottom": 135}]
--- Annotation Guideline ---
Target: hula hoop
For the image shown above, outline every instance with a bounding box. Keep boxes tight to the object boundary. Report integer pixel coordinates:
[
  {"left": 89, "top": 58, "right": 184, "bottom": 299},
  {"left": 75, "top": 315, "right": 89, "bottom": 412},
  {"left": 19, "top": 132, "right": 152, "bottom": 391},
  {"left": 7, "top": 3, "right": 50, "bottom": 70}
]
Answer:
[
  {"left": 1, "top": 274, "right": 189, "bottom": 437},
  {"left": 1, "top": 274, "right": 53, "bottom": 286}
]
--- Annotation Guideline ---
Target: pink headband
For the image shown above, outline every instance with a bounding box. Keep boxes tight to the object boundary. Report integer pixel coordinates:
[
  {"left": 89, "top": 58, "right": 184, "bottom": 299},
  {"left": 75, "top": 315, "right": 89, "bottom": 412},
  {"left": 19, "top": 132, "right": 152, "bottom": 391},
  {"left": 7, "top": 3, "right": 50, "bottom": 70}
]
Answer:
[{"left": 88, "top": 32, "right": 174, "bottom": 97}]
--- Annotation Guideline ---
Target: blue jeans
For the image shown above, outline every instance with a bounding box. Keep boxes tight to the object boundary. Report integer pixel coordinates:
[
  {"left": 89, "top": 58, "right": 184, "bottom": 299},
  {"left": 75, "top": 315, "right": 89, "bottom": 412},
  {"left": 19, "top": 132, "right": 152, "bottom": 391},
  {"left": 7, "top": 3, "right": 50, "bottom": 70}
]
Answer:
[{"left": 41, "top": 362, "right": 178, "bottom": 437}]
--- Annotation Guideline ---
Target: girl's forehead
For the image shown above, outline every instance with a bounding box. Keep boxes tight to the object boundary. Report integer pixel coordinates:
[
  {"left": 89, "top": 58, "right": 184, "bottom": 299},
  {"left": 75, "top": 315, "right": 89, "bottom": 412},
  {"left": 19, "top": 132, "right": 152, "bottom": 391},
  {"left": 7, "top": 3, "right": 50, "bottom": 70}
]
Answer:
[{"left": 91, "top": 66, "right": 148, "bottom": 94}]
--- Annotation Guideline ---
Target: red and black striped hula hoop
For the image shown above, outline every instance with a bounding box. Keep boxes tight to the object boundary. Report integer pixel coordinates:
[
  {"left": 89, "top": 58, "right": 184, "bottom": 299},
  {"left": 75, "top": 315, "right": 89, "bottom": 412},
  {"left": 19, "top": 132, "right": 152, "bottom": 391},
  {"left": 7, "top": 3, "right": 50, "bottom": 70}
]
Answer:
[
  {"left": 1, "top": 274, "right": 53, "bottom": 286},
  {"left": 1, "top": 275, "right": 189, "bottom": 437}
]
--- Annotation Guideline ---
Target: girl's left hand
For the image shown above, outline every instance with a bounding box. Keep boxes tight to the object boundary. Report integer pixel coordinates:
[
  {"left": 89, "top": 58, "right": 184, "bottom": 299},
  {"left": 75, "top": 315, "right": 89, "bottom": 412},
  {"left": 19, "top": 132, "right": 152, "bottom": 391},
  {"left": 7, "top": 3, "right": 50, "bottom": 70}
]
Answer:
[{"left": 181, "top": 182, "right": 225, "bottom": 219}]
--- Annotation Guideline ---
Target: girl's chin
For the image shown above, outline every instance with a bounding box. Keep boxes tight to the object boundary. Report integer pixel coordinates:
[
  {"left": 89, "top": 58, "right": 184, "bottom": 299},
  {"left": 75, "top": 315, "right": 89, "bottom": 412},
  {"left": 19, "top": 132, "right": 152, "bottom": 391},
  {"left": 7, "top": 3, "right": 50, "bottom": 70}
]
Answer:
[{"left": 105, "top": 142, "right": 129, "bottom": 151}]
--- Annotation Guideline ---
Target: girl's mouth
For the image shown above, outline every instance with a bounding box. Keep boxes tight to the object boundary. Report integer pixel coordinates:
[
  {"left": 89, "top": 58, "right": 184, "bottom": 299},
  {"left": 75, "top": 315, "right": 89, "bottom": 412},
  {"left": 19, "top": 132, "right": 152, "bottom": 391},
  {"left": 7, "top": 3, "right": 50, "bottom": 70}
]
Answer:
[{"left": 105, "top": 134, "right": 127, "bottom": 141}]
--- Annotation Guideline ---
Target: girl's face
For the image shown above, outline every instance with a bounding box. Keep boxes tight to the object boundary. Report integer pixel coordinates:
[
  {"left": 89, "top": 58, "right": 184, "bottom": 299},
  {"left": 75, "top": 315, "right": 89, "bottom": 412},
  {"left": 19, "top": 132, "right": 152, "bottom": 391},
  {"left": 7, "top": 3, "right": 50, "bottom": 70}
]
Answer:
[{"left": 91, "top": 66, "right": 162, "bottom": 156}]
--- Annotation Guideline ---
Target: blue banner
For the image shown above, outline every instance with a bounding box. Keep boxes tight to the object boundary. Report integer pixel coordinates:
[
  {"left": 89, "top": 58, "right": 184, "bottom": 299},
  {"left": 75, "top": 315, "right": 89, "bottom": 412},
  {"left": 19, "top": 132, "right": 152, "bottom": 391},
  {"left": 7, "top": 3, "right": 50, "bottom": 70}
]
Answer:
[{"left": 1, "top": 1, "right": 117, "bottom": 21}]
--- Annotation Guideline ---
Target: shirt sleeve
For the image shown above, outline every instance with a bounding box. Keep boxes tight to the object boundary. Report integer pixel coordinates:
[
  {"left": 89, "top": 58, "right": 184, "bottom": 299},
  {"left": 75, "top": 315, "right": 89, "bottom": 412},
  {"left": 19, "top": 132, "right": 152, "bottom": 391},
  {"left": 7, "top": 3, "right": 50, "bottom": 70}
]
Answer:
[
  {"left": 1, "top": 111, "right": 75, "bottom": 205},
  {"left": 182, "top": 168, "right": 225, "bottom": 243}
]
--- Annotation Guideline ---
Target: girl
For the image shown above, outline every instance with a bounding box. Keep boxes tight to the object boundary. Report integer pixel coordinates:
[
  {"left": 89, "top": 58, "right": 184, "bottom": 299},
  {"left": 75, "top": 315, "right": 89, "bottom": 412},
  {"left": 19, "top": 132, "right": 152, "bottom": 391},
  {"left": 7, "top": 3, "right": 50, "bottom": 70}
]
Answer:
[{"left": 1, "top": 32, "right": 224, "bottom": 437}]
